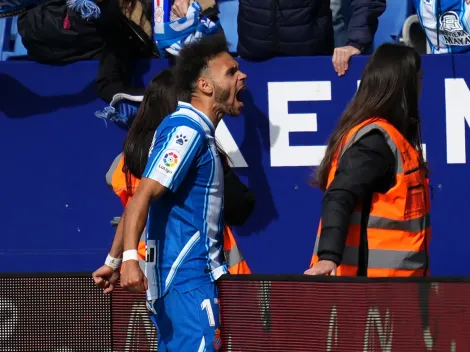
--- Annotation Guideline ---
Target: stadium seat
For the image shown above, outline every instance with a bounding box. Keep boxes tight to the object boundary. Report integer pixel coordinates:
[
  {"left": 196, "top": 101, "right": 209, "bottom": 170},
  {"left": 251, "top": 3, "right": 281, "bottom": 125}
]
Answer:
[
  {"left": 373, "top": 0, "right": 414, "bottom": 49},
  {"left": 217, "top": 0, "right": 239, "bottom": 54},
  {"left": 402, "top": 15, "right": 429, "bottom": 54}
]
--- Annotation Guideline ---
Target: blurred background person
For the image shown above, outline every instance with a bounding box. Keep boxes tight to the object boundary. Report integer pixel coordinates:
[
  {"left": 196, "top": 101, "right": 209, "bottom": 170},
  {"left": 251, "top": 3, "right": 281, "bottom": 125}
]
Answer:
[
  {"left": 15, "top": 0, "right": 220, "bottom": 65},
  {"left": 330, "top": 0, "right": 386, "bottom": 76},
  {"left": 236, "top": 0, "right": 386, "bottom": 77},
  {"left": 412, "top": 0, "right": 470, "bottom": 54}
]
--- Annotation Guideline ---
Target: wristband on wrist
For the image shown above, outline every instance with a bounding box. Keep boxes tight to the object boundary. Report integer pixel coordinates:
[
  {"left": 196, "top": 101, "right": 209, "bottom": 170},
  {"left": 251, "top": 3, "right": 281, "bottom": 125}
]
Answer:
[
  {"left": 105, "top": 254, "right": 122, "bottom": 270},
  {"left": 123, "top": 249, "right": 139, "bottom": 262}
]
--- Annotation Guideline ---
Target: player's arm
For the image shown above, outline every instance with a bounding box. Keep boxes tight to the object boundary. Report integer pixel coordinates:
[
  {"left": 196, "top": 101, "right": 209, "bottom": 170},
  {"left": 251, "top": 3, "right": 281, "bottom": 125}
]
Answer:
[
  {"left": 106, "top": 212, "right": 124, "bottom": 259},
  {"left": 120, "top": 123, "right": 204, "bottom": 292},
  {"left": 122, "top": 178, "right": 167, "bottom": 254},
  {"left": 92, "top": 214, "right": 125, "bottom": 293},
  {"left": 119, "top": 177, "right": 167, "bottom": 293}
]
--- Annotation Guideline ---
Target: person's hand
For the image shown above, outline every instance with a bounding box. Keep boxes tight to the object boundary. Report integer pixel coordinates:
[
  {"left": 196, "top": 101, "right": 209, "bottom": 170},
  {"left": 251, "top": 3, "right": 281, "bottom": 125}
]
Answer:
[
  {"left": 92, "top": 265, "right": 120, "bottom": 294},
  {"left": 171, "top": 0, "right": 191, "bottom": 18},
  {"left": 332, "top": 46, "right": 361, "bottom": 77},
  {"left": 304, "top": 260, "right": 337, "bottom": 276},
  {"left": 120, "top": 260, "right": 148, "bottom": 292}
]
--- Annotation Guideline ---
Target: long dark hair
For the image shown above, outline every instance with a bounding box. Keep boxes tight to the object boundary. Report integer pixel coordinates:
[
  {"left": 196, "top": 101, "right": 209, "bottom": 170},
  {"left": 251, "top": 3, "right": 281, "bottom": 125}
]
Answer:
[
  {"left": 314, "top": 43, "right": 426, "bottom": 191},
  {"left": 120, "top": 0, "right": 152, "bottom": 30},
  {"left": 123, "top": 68, "right": 190, "bottom": 193}
]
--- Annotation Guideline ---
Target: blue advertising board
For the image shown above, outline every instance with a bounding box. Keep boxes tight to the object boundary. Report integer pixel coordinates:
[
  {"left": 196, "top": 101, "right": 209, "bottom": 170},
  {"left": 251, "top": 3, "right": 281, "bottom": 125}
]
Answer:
[{"left": 1, "top": 54, "right": 469, "bottom": 275}]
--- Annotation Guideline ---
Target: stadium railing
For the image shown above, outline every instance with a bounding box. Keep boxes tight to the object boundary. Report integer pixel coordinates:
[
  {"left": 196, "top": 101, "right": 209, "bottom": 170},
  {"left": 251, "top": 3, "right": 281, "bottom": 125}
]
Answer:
[{"left": 1, "top": 273, "right": 469, "bottom": 351}]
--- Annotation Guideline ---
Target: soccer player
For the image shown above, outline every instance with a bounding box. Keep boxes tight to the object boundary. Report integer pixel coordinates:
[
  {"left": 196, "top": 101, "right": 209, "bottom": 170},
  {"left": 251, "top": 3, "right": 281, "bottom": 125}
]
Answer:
[{"left": 119, "top": 33, "right": 246, "bottom": 351}]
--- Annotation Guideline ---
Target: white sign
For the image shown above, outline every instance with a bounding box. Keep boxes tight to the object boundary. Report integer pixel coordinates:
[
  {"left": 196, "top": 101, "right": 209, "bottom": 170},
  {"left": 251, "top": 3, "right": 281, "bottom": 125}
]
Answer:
[{"left": 215, "top": 79, "right": 467, "bottom": 168}]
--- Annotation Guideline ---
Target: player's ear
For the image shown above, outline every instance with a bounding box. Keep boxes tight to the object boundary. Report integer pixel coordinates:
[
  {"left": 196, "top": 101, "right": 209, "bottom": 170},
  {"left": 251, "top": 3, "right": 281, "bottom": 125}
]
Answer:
[{"left": 197, "top": 76, "right": 213, "bottom": 96}]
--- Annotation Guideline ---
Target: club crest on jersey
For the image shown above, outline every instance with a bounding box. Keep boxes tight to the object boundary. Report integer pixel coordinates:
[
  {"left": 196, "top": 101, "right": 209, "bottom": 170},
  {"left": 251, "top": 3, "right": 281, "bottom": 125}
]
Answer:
[
  {"left": 439, "top": 11, "right": 470, "bottom": 46},
  {"left": 213, "top": 328, "right": 222, "bottom": 350},
  {"left": 157, "top": 150, "right": 180, "bottom": 176}
]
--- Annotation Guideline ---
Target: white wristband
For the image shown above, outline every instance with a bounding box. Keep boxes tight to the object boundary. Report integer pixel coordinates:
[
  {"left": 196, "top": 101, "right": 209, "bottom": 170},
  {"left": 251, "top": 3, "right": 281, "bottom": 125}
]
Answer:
[
  {"left": 105, "top": 254, "right": 122, "bottom": 270},
  {"left": 123, "top": 249, "right": 139, "bottom": 262}
]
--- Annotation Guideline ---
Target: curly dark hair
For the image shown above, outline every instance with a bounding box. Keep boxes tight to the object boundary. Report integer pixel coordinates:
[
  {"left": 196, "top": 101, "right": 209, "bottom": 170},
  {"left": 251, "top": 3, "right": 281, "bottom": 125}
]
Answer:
[{"left": 173, "top": 32, "right": 229, "bottom": 94}]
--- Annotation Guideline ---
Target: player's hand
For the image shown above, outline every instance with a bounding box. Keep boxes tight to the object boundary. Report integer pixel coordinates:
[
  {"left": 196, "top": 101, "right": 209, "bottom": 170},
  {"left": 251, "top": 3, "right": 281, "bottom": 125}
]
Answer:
[
  {"left": 92, "top": 265, "right": 120, "bottom": 294},
  {"left": 171, "top": 0, "right": 190, "bottom": 18},
  {"left": 332, "top": 46, "right": 361, "bottom": 77},
  {"left": 120, "top": 260, "right": 148, "bottom": 292},
  {"left": 304, "top": 260, "right": 337, "bottom": 276}
]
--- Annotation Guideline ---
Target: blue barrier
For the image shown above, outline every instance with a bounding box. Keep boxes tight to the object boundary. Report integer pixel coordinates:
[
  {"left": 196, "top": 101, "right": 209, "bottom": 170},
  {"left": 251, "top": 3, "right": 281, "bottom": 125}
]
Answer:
[{"left": 1, "top": 54, "right": 469, "bottom": 276}]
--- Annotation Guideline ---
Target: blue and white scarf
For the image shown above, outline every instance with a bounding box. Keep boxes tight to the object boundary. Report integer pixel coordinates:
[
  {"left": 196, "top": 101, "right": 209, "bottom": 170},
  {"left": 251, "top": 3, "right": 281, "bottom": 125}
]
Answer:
[
  {"left": 95, "top": 94, "right": 143, "bottom": 129},
  {"left": 154, "top": 0, "right": 221, "bottom": 56},
  {"left": 66, "top": 0, "right": 220, "bottom": 53}
]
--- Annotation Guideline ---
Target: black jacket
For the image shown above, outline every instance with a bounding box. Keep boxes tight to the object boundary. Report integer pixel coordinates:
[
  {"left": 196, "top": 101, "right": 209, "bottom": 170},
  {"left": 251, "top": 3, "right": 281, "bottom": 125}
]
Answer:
[
  {"left": 346, "top": 0, "right": 386, "bottom": 52},
  {"left": 237, "top": 0, "right": 334, "bottom": 60},
  {"left": 18, "top": 0, "right": 105, "bottom": 64},
  {"left": 317, "top": 130, "right": 396, "bottom": 266}
]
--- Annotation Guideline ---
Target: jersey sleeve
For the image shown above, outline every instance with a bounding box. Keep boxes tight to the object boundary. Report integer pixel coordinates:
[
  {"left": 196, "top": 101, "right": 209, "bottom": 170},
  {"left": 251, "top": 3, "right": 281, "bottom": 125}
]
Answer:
[{"left": 143, "top": 124, "right": 204, "bottom": 192}]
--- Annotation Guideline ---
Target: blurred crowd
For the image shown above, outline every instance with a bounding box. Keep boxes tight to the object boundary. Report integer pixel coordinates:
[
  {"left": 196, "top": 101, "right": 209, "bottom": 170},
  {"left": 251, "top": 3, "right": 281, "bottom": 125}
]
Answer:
[{"left": 2, "top": 0, "right": 468, "bottom": 103}]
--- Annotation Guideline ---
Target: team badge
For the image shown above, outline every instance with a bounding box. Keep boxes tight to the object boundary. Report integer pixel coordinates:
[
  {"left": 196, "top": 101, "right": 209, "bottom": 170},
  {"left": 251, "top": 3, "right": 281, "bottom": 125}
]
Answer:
[{"left": 213, "top": 328, "right": 222, "bottom": 351}]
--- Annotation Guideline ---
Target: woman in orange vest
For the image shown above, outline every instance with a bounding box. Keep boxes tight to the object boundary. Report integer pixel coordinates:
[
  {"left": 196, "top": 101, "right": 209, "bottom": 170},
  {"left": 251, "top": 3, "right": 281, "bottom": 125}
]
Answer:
[
  {"left": 305, "top": 43, "right": 431, "bottom": 278},
  {"left": 93, "top": 67, "right": 253, "bottom": 293}
]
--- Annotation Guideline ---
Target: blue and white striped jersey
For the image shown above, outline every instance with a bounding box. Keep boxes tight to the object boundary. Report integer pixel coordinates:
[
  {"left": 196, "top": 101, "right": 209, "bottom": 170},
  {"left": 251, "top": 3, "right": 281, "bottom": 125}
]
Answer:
[
  {"left": 142, "top": 101, "right": 227, "bottom": 300},
  {"left": 414, "top": 0, "right": 470, "bottom": 53}
]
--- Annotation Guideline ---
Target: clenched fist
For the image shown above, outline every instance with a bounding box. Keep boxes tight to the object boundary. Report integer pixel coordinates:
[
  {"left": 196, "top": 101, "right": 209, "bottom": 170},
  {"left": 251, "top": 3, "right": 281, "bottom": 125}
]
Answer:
[
  {"left": 92, "top": 265, "right": 120, "bottom": 294},
  {"left": 120, "top": 260, "right": 148, "bottom": 292}
]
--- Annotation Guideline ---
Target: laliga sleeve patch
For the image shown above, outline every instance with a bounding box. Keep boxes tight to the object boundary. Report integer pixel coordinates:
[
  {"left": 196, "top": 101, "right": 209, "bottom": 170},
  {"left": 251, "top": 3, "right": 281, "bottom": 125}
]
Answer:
[{"left": 157, "top": 150, "right": 181, "bottom": 177}]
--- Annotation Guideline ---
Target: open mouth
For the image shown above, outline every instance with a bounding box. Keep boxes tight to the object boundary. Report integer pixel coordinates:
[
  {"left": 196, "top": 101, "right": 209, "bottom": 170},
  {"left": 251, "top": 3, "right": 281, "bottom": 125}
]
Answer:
[{"left": 235, "top": 86, "right": 245, "bottom": 103}]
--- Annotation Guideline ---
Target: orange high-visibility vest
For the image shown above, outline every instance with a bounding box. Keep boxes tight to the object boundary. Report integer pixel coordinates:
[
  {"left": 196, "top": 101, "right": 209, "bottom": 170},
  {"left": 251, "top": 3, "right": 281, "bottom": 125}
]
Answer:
[
  {"left": 106, "top": 153, "right": 251, "bottom": 274},
  {"left": 223, "top": 226, "right": 251, "bottom": 274},
  {"left": 310, "top": 118, "right": 431, "bottom": 277}
]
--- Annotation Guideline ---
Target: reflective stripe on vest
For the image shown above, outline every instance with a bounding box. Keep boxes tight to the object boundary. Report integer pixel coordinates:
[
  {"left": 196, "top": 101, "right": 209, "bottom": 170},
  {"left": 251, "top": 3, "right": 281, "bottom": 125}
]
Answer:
[
  {"left": 313, "top": 235, "right": 428, "bottom": 270},
  {"left": 311, "top": 118, "right": 431, "bottom": 276},
  {"left": 340, "top": 121, "right": 403, "bottom": 174},
  {"left": 106, "top": 152, "right": 124, "bottom": 189},
  {"left": 223, "top": 227, "right": 251, "bottom": 274},
  {"left": 349, "top": 212, "right": 430, "bottom": 232},
  {"left": 224, "top": 242, "right": 245, "bottom": 268}
]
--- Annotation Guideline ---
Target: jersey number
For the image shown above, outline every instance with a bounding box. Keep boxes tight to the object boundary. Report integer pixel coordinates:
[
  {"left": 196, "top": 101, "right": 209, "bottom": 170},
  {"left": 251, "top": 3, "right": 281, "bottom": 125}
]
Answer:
[{"left": 201, "top": 299, "right": 217, "bottom": 327}]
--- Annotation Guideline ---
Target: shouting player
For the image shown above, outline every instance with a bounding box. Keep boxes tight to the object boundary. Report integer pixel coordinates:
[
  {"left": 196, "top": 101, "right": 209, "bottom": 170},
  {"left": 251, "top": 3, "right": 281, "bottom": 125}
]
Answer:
[{"left": 119, "top": 33, "right": 246, "bottom": 351}]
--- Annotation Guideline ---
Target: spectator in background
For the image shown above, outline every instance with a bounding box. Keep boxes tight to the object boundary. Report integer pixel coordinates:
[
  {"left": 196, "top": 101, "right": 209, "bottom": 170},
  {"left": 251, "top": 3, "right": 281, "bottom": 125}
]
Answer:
[
  {"left": 237, "top": 0, "right": 385, "bottom": 76},
  {"left": 237, "top": 0, "right": 334, "bottom": 59},
  {"left": 16, "top": 0, "right": 157, "bottom": 65},
  {"left": 16, "top": 0, "right": 219, "bottom": 65},
  {"left": 94, "top": 0, "right": 221, "bottom": 103},
  {"left": 17, "top": 0, "right": 106, "bottom": 64},
  {"left": 331, "top": 0, "right": 386, "bottom": 76},
  {"left": 412, "top": 0, "right": 470, "bottom": 54}
]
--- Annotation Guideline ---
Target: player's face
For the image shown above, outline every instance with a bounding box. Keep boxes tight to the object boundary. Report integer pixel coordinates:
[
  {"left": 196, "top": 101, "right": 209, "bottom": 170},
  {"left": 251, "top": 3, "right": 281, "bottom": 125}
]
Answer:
[{"left": 207, "top": 52, "right": 247, "bottom": 117}]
